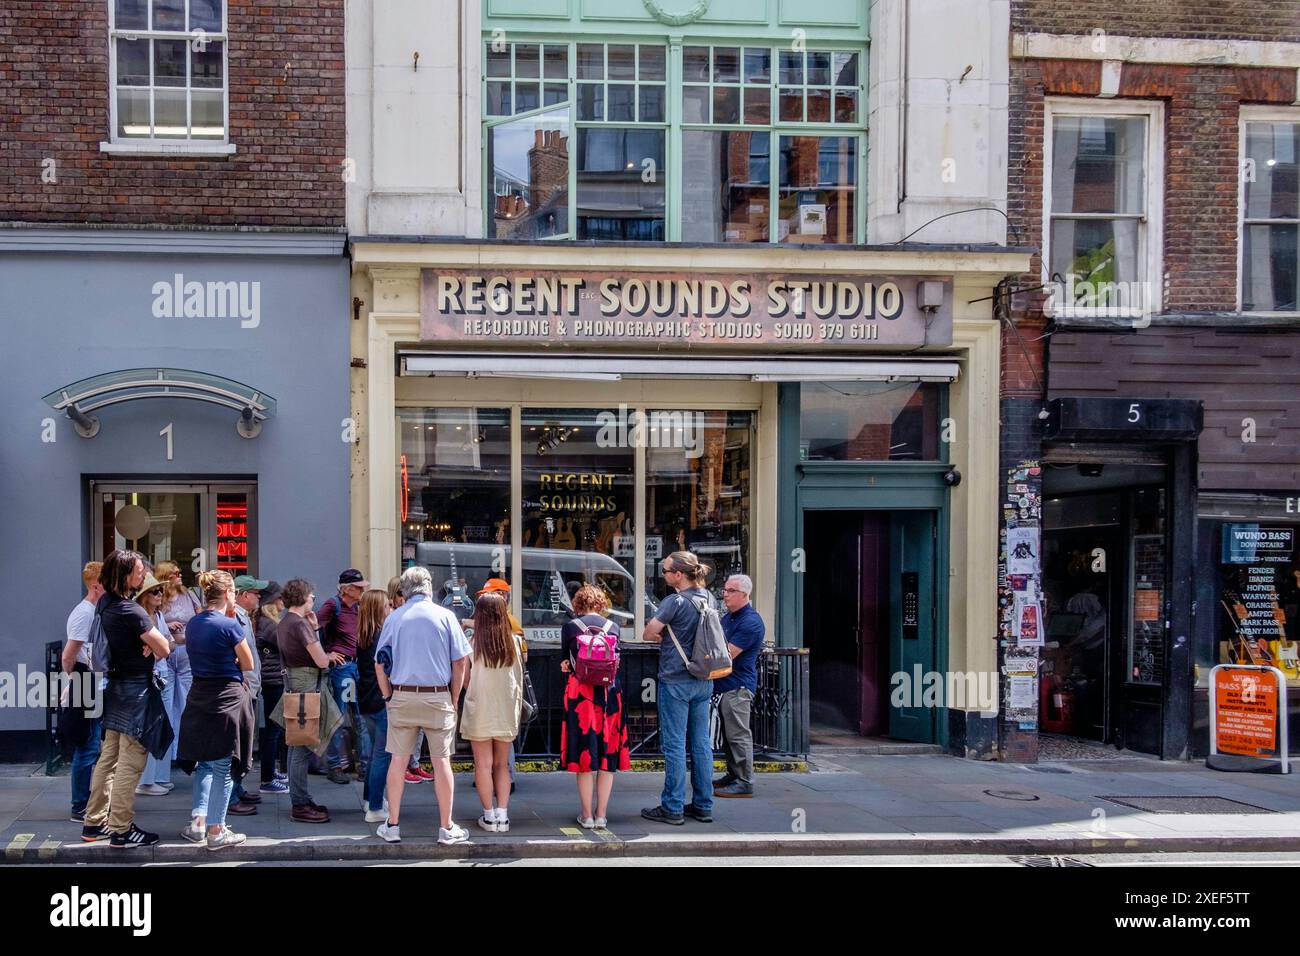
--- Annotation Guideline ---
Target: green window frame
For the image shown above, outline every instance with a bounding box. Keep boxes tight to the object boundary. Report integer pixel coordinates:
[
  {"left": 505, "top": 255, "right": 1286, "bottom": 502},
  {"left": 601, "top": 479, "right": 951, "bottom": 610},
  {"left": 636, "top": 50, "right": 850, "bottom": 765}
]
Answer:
[{"left": 482, "top": 38, "right": 866, "bottom": 244}]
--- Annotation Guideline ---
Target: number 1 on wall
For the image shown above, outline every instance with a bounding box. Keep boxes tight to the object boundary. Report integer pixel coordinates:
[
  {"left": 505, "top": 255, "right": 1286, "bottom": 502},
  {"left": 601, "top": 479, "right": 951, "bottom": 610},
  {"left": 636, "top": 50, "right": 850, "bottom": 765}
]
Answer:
[{"left": 160, "top": 422, "right": 174, "bottom": 461}]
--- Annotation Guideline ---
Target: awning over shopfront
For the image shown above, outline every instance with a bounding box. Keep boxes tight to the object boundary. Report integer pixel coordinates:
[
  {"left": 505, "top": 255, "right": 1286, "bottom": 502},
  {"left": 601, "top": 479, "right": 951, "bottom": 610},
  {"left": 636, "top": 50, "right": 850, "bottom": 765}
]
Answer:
[
  {"left": 400, "top": 352, "right": 960, "bottom": 382},
  {"left": 42, "top": 367, "right": 277, "bottom": 438}
]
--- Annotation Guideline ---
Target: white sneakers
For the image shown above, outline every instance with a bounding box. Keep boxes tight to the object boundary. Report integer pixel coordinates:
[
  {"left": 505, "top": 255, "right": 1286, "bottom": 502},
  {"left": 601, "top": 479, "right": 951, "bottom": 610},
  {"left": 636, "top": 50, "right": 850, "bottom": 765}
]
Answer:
[
  {"left": 373, "top": 818, "right": 468, "bottom": 844},
  {"left": 595, "top": 817, "right": 608, "bottom": 829},
  {"left": 135, "top": 783, "right": 169, "bottom": 796},
  {"left": 437, "top": 823, "right": 469, "bottom": 845},
  {"left": 365, "top": 807, "right": 389, "bottom": 824},
  {"left": 180, "top": 822, "right": 205, "bottom": 844},
  {"left": 577, "top": 814, "right": 609, "bottom": 829},
  {"left": 477, "top": 808, "right": 510, "bottom": 833},
  {"left": 206, "top": 825, "right": 247, "bottom": 852}
]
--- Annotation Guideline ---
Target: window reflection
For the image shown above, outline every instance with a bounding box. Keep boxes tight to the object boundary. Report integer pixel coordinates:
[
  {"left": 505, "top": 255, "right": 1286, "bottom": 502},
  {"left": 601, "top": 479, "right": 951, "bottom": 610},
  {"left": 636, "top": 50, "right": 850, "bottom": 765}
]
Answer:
[
  {"left": 522, "top": 408, "right": 636, "bottom": 639},
  {"left": 489, "top": 106, "right": 570, "bottom": 239},
  {"left": 400, "top": 408, "right": 512, "bottom": 614},
  {"left": 799, "top": 382, "right": 942, "bottom": 461},
  {"left": 576, "top": 128, "right": 666, "bottom": 240},
  {"left": 681, "top": 131, "right": 770, "bottom": 242},
  {"left": 778, "top": 135, "right": 856, "bottom": 243},
  {"left": 646, "top": 411, "right": 754, "bottom": 607}
]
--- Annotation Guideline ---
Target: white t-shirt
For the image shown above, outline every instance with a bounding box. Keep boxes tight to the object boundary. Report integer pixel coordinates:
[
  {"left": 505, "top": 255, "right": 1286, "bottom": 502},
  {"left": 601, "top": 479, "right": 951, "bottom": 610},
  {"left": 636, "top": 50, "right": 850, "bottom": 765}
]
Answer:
[{"left": 66, "top": 598, "right": 96, "bottom": 668}]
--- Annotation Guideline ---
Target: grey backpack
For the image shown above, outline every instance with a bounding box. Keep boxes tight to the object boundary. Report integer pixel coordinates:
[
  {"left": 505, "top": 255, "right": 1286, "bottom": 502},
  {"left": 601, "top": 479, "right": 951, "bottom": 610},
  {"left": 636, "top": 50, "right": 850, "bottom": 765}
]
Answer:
[{"left": 667, "top": 595, "right": 733, "bottom": 681}]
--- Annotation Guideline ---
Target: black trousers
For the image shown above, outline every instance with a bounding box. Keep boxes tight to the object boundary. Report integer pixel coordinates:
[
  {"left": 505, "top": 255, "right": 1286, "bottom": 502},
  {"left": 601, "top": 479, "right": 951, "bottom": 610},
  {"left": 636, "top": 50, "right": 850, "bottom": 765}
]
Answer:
[{"left": 260, "top": 683, "right": 286, "bottom": 783}]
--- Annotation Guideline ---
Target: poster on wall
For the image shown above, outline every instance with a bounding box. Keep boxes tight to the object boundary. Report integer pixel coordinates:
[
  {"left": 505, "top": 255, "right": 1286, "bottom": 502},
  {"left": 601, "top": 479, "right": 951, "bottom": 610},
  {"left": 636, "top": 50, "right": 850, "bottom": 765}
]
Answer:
[{"left": 1007, "top": 526, "right": 1039, "bottom": 576}]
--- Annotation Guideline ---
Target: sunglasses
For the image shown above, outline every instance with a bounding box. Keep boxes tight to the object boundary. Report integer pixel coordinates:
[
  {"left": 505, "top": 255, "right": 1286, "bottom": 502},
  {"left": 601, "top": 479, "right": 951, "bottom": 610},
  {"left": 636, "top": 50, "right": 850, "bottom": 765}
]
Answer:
[{"left": 722, "top": 587, "right": 742, "bottom": 594}]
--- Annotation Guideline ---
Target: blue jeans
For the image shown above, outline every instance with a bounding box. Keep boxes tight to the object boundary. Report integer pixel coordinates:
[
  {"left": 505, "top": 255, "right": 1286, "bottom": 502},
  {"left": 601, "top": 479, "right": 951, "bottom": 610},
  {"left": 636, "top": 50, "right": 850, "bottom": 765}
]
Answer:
[
  {"left": 70, "top": 716, "right": 102, "bottom": 815},
  {"left": 192, "top": 756, "right": 234, "bottom": 828},
  {"left": 658, "top": 678, "right": 714, "bottom": 816},
  {"left": 325, "top": 662, "right": 367, "bottom": 769},
  {"left": 359, "top": 710, "right": 390, "bottom": 812}
]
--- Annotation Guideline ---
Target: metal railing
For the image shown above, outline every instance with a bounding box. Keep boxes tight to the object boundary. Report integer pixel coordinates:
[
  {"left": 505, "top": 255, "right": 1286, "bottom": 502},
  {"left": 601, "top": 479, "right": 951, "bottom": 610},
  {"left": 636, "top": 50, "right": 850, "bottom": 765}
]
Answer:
[
  {"left": 45, "top": 640, "right": 63, "bottom": 776},
  {"left": 512, "top": 645, "right": 809, "bottom": 760}
]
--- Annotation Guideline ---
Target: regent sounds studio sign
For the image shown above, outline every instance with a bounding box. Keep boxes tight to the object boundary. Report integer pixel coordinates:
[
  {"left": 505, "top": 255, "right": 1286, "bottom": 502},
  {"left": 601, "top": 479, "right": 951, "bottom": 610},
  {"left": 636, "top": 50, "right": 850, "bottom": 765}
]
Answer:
[{"left": 420, "top": 269, "right": 952, "bottom": 349}]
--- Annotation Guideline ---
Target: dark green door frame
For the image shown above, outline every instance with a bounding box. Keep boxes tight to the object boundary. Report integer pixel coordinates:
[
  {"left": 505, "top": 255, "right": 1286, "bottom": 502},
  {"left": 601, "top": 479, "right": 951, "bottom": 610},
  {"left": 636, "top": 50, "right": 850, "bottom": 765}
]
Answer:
[{"left": 775, "top": 383, "right": 953, "bottom": 746}]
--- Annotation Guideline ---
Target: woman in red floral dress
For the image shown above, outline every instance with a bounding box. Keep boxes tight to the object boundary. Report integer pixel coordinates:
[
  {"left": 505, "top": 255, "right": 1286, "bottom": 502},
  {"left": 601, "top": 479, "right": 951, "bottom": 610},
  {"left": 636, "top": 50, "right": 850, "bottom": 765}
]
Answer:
[{"left": 560, "top": 584, "right": 630, "bottom": 829}]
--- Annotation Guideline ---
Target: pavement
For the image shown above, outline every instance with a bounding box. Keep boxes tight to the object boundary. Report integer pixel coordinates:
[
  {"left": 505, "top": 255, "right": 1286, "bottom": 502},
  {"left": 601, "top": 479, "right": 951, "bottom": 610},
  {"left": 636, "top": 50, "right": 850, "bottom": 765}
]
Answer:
[{"left": 5, "top": 750, "right": 1300, "bottom": 862}]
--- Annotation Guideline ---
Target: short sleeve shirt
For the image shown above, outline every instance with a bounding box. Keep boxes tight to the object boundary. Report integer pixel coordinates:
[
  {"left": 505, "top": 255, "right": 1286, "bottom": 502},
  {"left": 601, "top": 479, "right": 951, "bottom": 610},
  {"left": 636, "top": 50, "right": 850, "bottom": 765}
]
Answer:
[
  {"left": 276, "top": 611, "right": 322, "bottom": 669},
  {"left": 65, "top": 599, "right": 96, "bottom": 669},
  {"left": 653, "top": 587, "right": 713, "bottom": 684},
  {"left": 715, "top": 604, "right": 765, "bottom": 694},
  {"left": 185, "top": 609, "right": 247, "bottom": 681},
  {"left": 374, "top": 594, "right": 471, "bottom": 686},
  {"left": 96, "top": 593, "right": 156, "bottom": 677}
]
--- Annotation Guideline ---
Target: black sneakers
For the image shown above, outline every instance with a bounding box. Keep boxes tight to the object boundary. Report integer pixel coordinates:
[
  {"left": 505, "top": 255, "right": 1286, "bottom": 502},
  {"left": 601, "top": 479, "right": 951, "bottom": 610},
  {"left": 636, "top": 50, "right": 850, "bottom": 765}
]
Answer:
[
  {"left": 109, "top": 824, "right": 160, "bottom": 848},
  {"left": 641, "top": 805, "right": 686, "bottom": 826},
  {"left": 683, "top": 803, "right": 714, "bottom": 823},
  {"left": 80, "top": 823, "right": 111, "bottom": 843}
]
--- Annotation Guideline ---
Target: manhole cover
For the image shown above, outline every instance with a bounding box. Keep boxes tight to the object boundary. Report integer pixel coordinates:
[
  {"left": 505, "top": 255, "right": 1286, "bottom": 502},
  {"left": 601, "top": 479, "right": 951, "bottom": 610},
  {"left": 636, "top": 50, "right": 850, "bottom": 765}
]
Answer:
[
  {"left": 983, "top": 789, "right": 1041, "bottom": 801},
  {"left": 1011, "top": 855, "right": 1093, "bottom": 868},
  {"left": 1025, "top": 765, "right": 1071, "bottom": 774},
  {"left": 1100, "top": 796, "right": 1274, "bottom": 814}
]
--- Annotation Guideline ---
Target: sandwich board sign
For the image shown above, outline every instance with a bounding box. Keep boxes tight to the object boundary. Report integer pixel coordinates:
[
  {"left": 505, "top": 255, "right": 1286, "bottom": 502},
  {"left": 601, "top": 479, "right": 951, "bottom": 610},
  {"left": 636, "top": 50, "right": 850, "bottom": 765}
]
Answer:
[{"left": 1208, "top": 664, "right": 1289, "bottom": 774}]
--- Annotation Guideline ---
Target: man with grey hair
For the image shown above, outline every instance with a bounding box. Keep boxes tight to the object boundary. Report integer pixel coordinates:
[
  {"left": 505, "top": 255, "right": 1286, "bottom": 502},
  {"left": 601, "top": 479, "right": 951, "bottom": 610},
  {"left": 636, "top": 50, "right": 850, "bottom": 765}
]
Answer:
[
  {"left": 372, "top": 564, "right": 471, "bottom": 844},
  {"left": 714, "top": 573, "right": 765, "bottom": 797}
]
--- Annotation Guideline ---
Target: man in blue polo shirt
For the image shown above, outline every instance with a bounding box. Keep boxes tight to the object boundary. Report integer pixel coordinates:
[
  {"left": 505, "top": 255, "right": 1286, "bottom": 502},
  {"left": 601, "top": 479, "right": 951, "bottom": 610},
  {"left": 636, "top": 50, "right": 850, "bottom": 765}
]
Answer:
[{"left": 714, "top": 574, "right": 765, "bottom": 797}]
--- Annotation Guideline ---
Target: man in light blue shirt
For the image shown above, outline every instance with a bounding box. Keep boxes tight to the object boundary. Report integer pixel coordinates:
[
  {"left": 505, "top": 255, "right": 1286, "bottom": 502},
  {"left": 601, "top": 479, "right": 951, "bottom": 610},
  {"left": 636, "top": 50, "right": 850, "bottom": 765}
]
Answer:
[{"left": 373, "top": 566, "right": 471, "bottom": 846}]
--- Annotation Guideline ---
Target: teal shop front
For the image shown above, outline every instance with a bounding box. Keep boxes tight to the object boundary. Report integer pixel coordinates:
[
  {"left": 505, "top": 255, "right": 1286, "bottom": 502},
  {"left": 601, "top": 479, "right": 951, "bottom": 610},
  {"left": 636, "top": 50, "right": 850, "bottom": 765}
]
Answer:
[{"left": 776, "top": 383, "right": 954, "bottom": 749}]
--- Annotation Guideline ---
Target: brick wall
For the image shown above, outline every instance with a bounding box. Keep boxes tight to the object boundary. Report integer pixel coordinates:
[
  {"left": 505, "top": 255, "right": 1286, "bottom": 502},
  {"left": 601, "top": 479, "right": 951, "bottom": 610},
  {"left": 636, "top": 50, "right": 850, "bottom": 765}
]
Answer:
[
  {"left": 1007, "top": 57, "right": 1296, "bottom": 337},
  {"left": 1014, "top": 0, "right": 1300, "bottom": 43},
  {"left": 0, "top": 0, "right": 345, "bottom": 228}
]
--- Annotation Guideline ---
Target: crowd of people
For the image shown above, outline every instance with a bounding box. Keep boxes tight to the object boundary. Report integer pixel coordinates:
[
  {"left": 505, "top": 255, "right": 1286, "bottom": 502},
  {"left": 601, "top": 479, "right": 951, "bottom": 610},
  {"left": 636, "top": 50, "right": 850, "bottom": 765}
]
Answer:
[{"left": 59, "top": 548, "right": 767, "bottom": 850}]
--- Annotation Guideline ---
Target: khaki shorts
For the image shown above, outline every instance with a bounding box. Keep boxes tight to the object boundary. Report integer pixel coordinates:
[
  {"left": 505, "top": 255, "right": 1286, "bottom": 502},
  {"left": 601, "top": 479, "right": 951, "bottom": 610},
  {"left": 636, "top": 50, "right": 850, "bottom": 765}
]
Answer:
[{"left": 386, "top": 690, "right": 457, "bottom": 758}]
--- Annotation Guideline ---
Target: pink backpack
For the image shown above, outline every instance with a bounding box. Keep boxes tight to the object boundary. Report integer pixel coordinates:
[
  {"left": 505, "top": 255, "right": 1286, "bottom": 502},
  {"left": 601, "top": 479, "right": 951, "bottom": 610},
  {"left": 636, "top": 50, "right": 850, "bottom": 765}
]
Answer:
[{"left": 573, "top": 617, "right": 619, "bottom": 687}]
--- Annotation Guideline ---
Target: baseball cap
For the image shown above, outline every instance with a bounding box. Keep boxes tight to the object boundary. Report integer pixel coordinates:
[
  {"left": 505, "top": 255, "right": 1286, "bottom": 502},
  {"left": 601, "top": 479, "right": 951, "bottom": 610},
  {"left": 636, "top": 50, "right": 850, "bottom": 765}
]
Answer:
[
  {"left": 477, "top": 577, "right": 511, "bottom": 596},
  {"left": 234, "top": 575, "right": 270, "bottom": 593},
  {"left": 338, "top": 568, "right": 368, "bottom": 587}
]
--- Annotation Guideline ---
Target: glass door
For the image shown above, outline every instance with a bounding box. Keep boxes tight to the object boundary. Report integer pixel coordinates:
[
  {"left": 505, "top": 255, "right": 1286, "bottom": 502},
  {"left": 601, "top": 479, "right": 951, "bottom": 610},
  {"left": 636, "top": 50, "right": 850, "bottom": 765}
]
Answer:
[{"left": 91, "top": 482, "right": 258, "bottom": 585}]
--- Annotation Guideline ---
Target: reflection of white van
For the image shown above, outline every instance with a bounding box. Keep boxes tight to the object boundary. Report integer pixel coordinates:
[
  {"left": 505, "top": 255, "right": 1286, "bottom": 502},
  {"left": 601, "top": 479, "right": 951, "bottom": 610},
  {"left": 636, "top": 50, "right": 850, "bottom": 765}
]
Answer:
[{"left": 413, "top": 541, "right": 656, "bottom": 633}]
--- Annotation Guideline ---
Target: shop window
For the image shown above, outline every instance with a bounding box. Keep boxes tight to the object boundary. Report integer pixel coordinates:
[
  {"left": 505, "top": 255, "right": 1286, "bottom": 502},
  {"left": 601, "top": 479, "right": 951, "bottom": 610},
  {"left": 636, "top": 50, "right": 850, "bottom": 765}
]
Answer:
[
  {"left": 482, "top": 36, "right": 863, "bottom": 243},
  {"left": 575, "top": 127, "right": 666, "bottom": 241},
  {"left": 1201, "top": 506, "right": 1300, "bottom": 687},
  {"left": 777, "top": 135, "right": 856, "bottom": 244},
  {"left": 646, "top": 411, "right": 755, "bottom": 609},
  {"left": 110, "top": 0, "right": 228, "bottom": 143},
  {"left": 680, "top": 131, "right": 770, "bottom": 242},
  {"left": 799, "top": 382, "right": 942, "bottom": 462},
  {"left": 1045, "top": 102, "right": 1162, "bottom": 318},
  {"left": 488, "top": 106, "right": 570, "bottom": 239},
  {"left": 1241, "top": 113, "right": 1299, "bottom": 312},
  {"left": 1124, "top": 487, "right": 1166, "bottom": 687},
  {"left": 521, "top": 408, "right": 636, "bottom": 639},
  {"left": 398, "top": 408, "right": 512, "bottom": 614}
]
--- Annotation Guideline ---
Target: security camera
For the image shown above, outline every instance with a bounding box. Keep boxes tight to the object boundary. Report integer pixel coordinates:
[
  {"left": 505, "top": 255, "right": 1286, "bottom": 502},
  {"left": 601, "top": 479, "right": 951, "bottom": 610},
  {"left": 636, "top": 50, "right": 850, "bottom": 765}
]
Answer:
[{"left": 943, "top": 468, "right": 962, "bottom": 487}]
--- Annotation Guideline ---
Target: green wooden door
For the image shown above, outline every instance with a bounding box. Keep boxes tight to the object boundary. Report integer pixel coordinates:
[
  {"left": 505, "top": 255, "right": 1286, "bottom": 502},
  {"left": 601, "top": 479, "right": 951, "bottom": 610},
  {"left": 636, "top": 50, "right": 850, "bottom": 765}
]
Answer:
[{"left": 888, "top": 509, "right": 938, "bottom": 742}]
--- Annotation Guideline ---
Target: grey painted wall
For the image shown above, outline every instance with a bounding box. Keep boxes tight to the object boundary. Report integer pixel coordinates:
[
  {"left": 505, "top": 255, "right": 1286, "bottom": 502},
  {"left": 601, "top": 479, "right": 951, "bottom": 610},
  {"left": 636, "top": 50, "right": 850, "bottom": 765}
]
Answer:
[{"left": 0, "top": 246, "right": 350, "bottom": 735}]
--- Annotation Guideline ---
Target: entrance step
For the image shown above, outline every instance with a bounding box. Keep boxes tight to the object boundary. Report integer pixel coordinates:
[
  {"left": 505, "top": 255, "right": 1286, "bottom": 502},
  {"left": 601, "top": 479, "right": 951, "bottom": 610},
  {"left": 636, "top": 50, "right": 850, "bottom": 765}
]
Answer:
[{"left": 811, "top": 738, "right": 944, "bottom": 756}]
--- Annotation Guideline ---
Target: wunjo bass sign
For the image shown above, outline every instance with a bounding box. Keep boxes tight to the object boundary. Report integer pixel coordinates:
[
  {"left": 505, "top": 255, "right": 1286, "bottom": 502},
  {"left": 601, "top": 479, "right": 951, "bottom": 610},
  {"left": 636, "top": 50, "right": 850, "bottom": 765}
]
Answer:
[{"left": 420, "top": 269, "right": 952, "bottom": 349}]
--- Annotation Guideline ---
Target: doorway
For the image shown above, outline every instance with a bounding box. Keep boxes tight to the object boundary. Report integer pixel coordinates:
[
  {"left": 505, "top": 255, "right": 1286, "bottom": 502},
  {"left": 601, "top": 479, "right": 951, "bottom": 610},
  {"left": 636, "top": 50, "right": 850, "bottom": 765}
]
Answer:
[
  {"left": 90, "top": 482, "right": 258, "bottom": 584},
  {"left": 803, "top": 509, "right": 938, "bottom": 743}
]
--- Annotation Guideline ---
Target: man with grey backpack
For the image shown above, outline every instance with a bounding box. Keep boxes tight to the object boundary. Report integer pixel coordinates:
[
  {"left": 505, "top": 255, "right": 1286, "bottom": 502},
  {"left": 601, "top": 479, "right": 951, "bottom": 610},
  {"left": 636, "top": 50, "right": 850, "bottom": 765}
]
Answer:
[{"left": 640, "top": 551, "right": 732, "bottom": 826}]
